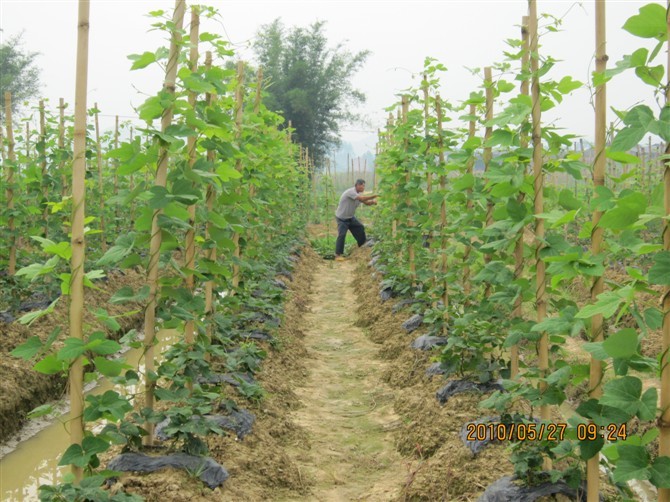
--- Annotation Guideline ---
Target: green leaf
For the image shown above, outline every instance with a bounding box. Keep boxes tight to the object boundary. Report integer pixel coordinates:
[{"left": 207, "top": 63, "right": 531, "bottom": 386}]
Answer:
[
  {"left": 94, "top": 357, "right": 128, "bottom": 377},
  {"left": 650, "top": 456, "right": 670, "bottom": 488},
  {"left": 600, "top": 376, "right": 641, "bottom": 416},
  {"left": 86, "top": 332, "right": 121, "bottom": 355},
  {"left": 598, "top": 192, "right": 647, "bottom": 230},
  {"left": 27, "top": 404, "right": 54, "bottom": 419},
  {"left": 58, "top": 338, "right": 87, "bottom": 361},
  {"left": 579, "top": 435, "right": 604, "bottom": 460},
  {"left": 558, "top": 189, "right": 581, "bottom": 210},
  {"left": 606, "top": 149, "right": 640, "bottom": 164},
  {"left": 59, "top": 444, "right": 88, "bottom": 468},
  {"left": 97, "top": 234, "right": 135, "bottom": 266},
  {"left": 622, "top": 3, "right": 667, "bottom": 40},
  {"left": 636, "top": 64, "right": 664, "bottom": 87},
  {"left": 557, "top": 76, "right": 582, "bottom": 94},
  {"left": 602, "top": 328, "right": 638, "bottom": 359},
  {"left": 583, "top": 341, "right": 609, "bottom": 361},
  {"left": 10, "top": 336, "right": 43, "bottom": 360},
  {"left": 128, "top": 51, "right": 156, "bottom": 70},
  {"left": 575, "top": 291, "right": 624, "bottom": 319},
  {"left": 33, "top": 354, "right": 67, "bottom": 375},
  {"left": 648, "top": 251, "right": 670, "bottom": 285},
  {"left": 110, "top": 285, "right": 150, "bottom": 304},
  {"left": 216, "top": 163, "right": 242, "bottom": 181},
  {"left": 81, "top": 435, "right": 109, "bottom": 456},
  {"left": 613, "top": 444, "right": 650, "bottom": 483},
  {"left": 638, "top": 387, "right": 658, "bottom": 421},
  {"left": 644, "top": 308, "right": 663, "bottom": 329}
]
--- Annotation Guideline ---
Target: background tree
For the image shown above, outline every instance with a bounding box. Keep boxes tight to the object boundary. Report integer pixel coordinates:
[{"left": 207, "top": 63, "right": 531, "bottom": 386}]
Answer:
[
  {"left": 253, "top": 19, "right": 369, "bottom": 168},
  {"left": 0, "top": 31, "right": 41, "bottom": 118}
]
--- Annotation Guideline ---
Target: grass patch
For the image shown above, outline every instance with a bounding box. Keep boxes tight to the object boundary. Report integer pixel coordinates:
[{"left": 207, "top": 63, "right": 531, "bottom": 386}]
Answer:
[{"left": 310, "top": 233, "right": 357, "bottom": 259}]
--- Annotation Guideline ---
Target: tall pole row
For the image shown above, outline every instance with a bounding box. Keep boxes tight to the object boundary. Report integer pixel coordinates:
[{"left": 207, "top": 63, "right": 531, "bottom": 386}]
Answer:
[
  {"left": 143, "top": 0, "right": 186, "bottom": 445},
  {"left": 183, "top": 6, "right": 200, "bottom": 348},
  {"left": 69, "top": 0, "right": 91, "bottom": 482},
  {"left": 4, "top": 92, "right": 16, "bottom": 276},
  {"left": 203, "top": 51, "right": 216, "bottom": 351},
  {"left": 401, "top": 96, "right": 416, "bottom": 286},
  {"left": 483, "top": 66, "right": 494, "bottom": 299},
  {"left": 511, "top": 15, "right": 530, "bottom": 378},
  {"left": 462, "top": 104, "right": 476, "bottom": 300},
  {"left": 39, "top": 100, "right": 49, "bottom": 237},
  {"left": 436, "top": 95, "right": 449, "bottom": 331},
  {"left": 586, "top": 3, "right": 608, "bottom": 497},
  {"left": 231, "top": 60, "right": 245, "bottom": 293},
  {"left": 529, "top": 0, "right": 549, "bottom": 424},
  {"left": 94, "top": 103, "right": 106, "bottom": 251},
  {"left": 658, "top": 3, "right": 670, "bottom": 501}
]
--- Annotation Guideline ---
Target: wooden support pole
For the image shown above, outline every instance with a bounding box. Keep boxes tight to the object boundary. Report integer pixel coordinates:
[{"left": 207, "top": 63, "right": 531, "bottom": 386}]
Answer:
[
  {"left": 529, "top": 0, "right": 549, "bottom": 424},
  {"left": 587, "top": 2, "right": 607, "bottom": 499},
  {"left": 4, "top": 92, "right": 16, "bottom": 275},
  {"left": 143, "top": 0, "right": 185, "bottom": 445},
  {"left": 59, "top": 98, "right": 66, "bottom": 198},
  {"left": 463, "top": 103, "right": 476, "bottom": 299},
  {"left": 483, "top": 66, "right": 494, "bottom": 299},
  {"left": 40, "top": 100, "right": 49, "bottom": 237},
  {"left": 94, "top": 103, "right": 105, "bottom": 251},
  {"left": 436, "top": 95, "right": 449, "bottom": 330},
  {"left": 231, "top": 60, "right": 245, "bottom": 294},
  {"left": 183, "top": 6, "right": 200, "bottom": 349},
  {"left": 204, "top": 51, "right": 216, "bottom": 352},
  {"left": 658, "top": 3, "right": 670, "bottom": 501},
  {"left": 69, "top": 0, "right": 91, "bottom": 482},
  {"left": 511, "top": 15, "right": 530, "bottom": 379},
  {"left": 401, "top": 96, "right": 416, "bottom": 285}
]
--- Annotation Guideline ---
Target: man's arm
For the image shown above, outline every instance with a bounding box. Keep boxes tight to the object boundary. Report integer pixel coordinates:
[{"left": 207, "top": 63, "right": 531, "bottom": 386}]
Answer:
[
  {"left": 355, "top": 194, "right": 379, "bottom": 202},
  {"left": 362, "top": 199, "right": 378, "bottom": 206}
]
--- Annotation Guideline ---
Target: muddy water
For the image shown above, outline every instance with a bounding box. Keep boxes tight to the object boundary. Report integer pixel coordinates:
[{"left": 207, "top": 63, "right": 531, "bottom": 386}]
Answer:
[{"left": 0, "top": 329, "right": 179, "bottom": 501}]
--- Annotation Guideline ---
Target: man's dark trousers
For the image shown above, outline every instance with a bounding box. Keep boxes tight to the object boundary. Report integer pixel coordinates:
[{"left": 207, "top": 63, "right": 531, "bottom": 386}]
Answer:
[{"left": 335, "top": 217, "right": 366, "bottom": 255}]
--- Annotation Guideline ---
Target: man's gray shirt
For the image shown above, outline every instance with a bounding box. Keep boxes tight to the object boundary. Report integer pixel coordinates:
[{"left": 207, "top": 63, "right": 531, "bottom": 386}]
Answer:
[{"left": 335, "top": 187, "right": 361, "bottom": 219}]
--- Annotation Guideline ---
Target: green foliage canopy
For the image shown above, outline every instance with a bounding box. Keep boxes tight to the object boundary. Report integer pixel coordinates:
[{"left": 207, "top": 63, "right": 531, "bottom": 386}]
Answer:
[
  {"left": 0, "top": 31, "right": 41, "bottom": 117},
  {"left": 253, "top": 19, "right": 369, "bottom": 167}
]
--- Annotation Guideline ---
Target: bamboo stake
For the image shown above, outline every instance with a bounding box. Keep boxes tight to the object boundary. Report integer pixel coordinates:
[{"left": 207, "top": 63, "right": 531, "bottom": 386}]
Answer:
[
  {"left": 69, "top": 0, "right": 90, "bottom": 482},
  {"left": 388, "top": 113, "right": 398, "bottom": 240},
  {"left": 113, "top": 115, "right": 119, "bottom": 231},
  {"left": 247, "top": 67, "right": 263, "bottom": 245},
  {"left": 511, "top": 16, "right": 530, "bottom": 379},
  {"left": 25, "top": 122, "right": 30, "bottom": 162},
  {"left": 529, "top": 0, "right": 549, "bottom": 425},
  {"left": 204, "top": 51, "right": 215, "bottom": 353},
  {"left": 129, "top": 126, "right": 135, "bottom": 223},
  {"left": 463, "top": 103, "right": 476, "bottom": 299},
  {"left": 483, "top": 66, "right": 494, "bottom": 299},
  {"left": 94, "top": 103, "right": 106, "bottom": 251},
  {"left": 4, "top": 92, "right": 16, "bottom": 275},
  {"left": 401, "top": 96, "right": 416, "bottom": 286},
  {"left": 40, "top": 100, "right": 49, "bottom": 237},
  {"left": 231, "top": 60, "right": 245, "bottom": 294},
  {"left": 586, "top": 3, "right": 607, "bottom": 499},
  {"left": 59, "top": 98, "right": 66, "bottom": 199},
  {"left": 436, "top": 95, "right": 449, "bottom": 330},
  {"left": 183, "top": 6, "right": 200, "bottom": 349},
  {"left": 422, "top": 75, "right": 435, "bottom": 284},
  {"left": 143, "top": 0, "right": 185, "bottom": 446},
  {"left": 658, "top": 3, "right": 670, "bottom": 500}
]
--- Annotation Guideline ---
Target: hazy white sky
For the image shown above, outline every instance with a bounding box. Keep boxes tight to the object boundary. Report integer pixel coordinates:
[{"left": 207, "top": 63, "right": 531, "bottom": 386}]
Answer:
[{"left": 0, "top": 1, "right": 662, "bottom": 156}]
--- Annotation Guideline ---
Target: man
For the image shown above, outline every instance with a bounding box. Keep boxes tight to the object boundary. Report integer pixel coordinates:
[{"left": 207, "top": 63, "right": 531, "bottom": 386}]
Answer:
[{"left": 334, "top": 179, "right": 378, "bottom": 261}]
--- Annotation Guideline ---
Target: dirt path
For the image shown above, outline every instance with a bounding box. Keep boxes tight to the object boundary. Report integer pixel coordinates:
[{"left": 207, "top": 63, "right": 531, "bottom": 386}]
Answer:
[{"left": 282, "top": 258, "right": 406, "bottom": 501}]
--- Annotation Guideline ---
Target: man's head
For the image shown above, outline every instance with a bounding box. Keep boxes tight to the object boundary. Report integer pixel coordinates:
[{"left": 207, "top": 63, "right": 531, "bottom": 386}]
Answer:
[{"left": 355, "top": 179, "right": 366, "bottom": 193}]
